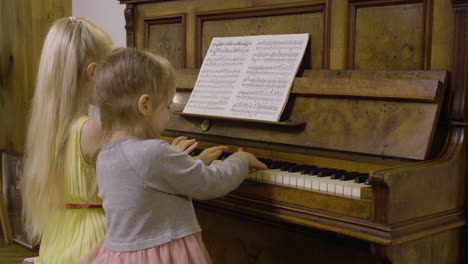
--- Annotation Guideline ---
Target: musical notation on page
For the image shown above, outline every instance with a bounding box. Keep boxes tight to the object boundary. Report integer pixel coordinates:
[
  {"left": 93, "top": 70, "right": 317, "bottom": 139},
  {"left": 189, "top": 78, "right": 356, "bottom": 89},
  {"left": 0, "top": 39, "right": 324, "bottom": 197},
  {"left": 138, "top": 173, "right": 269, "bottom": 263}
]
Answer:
[{"left": 183, "top": 34, "right": 309, "bottom": 122}]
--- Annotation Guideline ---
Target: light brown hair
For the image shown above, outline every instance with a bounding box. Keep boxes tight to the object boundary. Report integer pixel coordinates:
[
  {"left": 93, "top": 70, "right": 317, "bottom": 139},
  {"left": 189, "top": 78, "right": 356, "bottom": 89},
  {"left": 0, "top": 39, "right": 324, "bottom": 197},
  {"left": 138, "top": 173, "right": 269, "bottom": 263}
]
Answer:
[{"left": 95, "top": 48, "right": 175, "bottom": 140}]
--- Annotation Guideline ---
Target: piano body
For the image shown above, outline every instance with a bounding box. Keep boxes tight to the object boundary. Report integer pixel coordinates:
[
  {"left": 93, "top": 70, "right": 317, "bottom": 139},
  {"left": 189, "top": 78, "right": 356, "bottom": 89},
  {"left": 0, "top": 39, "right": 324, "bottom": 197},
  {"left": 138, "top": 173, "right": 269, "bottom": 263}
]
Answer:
[{"left": 119, "top": 0, "right": 468, "bottom": 263}]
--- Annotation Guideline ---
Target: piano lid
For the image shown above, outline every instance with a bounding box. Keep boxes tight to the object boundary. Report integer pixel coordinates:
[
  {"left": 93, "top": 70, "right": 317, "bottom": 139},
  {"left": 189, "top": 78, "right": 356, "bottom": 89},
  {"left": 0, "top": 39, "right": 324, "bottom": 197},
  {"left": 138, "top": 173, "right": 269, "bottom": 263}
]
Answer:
[{"left": 168, "top": 69, "right": 448, "bottom": 160}]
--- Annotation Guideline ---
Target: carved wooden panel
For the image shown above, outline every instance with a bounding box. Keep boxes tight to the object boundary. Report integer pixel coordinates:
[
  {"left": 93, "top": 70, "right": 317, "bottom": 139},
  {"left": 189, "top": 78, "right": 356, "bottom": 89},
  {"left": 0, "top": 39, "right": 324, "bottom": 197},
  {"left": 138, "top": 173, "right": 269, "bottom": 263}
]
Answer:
[
  {"left": 195, "top": 206, "right": 377, "bottom": 264},
  {"left": 196, "top": 3, "right": 327, "bottom": 69},
  {"left": 349, "top": 1, "right": 430, "bottom": 70},
  {"left": 144, "top": 15, "right": 185, "bottom": 68}
]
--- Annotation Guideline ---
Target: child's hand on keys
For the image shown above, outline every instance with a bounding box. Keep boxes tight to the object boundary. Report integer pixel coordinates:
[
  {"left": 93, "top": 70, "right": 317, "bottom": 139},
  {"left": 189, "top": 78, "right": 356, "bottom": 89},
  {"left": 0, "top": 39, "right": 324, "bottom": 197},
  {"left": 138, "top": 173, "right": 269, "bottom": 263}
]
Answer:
[
  {"left": 233, "top": 148, "right": 267, "bottom": 170},
  {"left": 171, "top": 136, "right": 198, "bottom": 154},
  {"left": 195, "top": 146, "right": 229, "bottom": 165}
]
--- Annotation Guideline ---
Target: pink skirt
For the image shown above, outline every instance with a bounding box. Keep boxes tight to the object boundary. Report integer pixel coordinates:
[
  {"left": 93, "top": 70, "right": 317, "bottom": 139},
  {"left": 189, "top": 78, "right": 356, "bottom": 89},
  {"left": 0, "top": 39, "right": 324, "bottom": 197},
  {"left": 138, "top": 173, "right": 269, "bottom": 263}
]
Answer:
[{"left": 84, "top": 233, "right": 212, "bottom": 264}]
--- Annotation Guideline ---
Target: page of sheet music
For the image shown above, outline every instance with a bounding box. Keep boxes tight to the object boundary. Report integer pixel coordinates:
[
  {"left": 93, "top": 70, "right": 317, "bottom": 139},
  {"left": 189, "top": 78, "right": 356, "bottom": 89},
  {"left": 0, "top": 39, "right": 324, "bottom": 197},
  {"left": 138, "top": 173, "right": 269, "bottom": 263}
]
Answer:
[{"left": 183, "top": 33, "right": 309, "bottom": 122}]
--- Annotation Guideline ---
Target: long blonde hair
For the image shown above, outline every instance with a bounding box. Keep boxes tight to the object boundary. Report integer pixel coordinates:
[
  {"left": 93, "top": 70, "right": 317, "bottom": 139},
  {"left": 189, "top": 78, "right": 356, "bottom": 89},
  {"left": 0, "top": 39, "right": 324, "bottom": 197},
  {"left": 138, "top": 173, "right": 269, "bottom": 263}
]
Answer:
[
  {"left": 95, "top": 48, "right": 175, "bottom": 141},
  {"left": 22, "top": 17, "right": 112, "bottom": 244}
]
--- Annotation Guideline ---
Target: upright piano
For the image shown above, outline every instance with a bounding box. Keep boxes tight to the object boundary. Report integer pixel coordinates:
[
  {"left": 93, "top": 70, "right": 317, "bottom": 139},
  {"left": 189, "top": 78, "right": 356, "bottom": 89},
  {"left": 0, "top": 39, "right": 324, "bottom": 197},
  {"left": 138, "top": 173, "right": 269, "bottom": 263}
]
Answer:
[{"left": 119, "top": 0, "right": 468, "bottom": 263}]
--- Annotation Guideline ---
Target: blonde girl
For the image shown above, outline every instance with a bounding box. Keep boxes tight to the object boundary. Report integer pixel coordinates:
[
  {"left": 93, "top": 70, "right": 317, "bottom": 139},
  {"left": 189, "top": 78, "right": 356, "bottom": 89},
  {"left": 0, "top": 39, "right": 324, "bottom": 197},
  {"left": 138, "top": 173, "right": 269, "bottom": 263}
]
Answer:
[
  {"left": 21, "top": 17, "right": 113, "bottom": 264},
  {"left": 85, "top": 48, "right": 266, "bottom": 264}
]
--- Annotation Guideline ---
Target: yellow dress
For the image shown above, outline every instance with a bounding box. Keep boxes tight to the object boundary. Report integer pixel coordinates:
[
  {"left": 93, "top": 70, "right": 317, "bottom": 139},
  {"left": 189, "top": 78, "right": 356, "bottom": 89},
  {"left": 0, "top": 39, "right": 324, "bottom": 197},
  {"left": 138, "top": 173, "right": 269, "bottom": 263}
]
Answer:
[{"left": 35, "top": 114, "right": 106, "bottom": 264}]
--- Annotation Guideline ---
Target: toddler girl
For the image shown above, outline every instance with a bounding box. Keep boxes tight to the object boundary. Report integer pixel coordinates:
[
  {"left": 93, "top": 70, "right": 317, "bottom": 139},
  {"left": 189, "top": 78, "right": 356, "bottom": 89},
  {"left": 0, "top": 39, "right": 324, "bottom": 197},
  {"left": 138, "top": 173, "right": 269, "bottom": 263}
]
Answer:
[{"left": 88, "top": 48, "right": 266, "bottom": 264}]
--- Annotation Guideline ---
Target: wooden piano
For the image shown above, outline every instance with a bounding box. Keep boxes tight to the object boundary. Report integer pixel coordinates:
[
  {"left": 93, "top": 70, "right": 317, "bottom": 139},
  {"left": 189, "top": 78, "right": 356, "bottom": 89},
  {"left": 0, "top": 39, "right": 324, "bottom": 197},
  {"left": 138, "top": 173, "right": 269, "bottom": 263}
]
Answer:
[{"left": 119, "top": 0, "right": 468, "bottom": 263}]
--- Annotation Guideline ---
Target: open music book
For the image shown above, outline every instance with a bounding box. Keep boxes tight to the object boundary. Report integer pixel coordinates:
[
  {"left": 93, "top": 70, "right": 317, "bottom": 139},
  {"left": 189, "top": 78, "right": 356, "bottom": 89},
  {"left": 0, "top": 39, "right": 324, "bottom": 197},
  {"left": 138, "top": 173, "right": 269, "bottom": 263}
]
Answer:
[{"left": 183, "top": 33, "right": 309, "bottom": 122}]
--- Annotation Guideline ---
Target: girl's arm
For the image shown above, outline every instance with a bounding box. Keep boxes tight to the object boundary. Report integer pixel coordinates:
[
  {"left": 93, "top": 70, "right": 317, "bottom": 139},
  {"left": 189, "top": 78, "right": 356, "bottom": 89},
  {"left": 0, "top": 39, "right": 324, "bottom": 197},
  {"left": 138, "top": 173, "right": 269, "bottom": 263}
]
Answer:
[
  {"left": 137, "top": 140, "right": 252, "bottom": 200},
  {"left": 81, "top": 119, "right": 102, "bottom": 163}
]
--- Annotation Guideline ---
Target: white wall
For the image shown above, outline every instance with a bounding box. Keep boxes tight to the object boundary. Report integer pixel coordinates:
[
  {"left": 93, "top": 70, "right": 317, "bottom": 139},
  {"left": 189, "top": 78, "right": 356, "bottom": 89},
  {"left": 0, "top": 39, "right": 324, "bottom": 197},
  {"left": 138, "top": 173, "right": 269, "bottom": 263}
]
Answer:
[{"left": 72, "top": 0, "right": 126, "bottom": 48}]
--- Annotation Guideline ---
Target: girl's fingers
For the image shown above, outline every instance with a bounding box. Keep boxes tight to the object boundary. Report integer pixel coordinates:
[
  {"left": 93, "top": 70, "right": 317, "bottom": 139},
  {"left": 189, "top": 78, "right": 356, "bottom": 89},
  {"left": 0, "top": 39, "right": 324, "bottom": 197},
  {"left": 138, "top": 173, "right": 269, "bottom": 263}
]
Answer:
[
  {"left": 171, "top": 136, "right": 187, "bottom": 146},
  {"left": 209, "top": 146, "right": 228, "bottom": 152},
  {"left": 251, "top": 160, "right": 267, "bottom": 170},
  {"left": 183, "top": 141, "right": 198, "bottom": 154},
  {"left": 179, "top": 138, "right": 196, "bottom": 149}
]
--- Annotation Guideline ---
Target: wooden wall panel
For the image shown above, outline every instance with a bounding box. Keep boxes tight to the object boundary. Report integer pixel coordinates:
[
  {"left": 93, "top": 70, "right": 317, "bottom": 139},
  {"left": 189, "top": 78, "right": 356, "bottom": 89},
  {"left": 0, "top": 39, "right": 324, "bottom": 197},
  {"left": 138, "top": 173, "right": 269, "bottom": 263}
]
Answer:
[
  {"left": 197, "top": 7, "right": 325, "bottom": 69},
  {"left": 144, "top": 15, "right": 185, "bottom": 68},
  {"left": 0, "top": 0, "right": 71, "bottom": 152},
  {"left": 348, "top": 0, "right": 434, "bottom": 71}
]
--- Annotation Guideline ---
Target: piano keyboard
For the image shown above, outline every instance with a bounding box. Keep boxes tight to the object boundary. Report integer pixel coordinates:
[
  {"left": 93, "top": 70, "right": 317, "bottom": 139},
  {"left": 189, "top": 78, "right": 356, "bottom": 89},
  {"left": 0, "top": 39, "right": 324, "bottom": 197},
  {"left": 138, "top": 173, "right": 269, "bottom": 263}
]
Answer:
[{"left": 191, "top": 149, "right": 371, "bottom": 199}]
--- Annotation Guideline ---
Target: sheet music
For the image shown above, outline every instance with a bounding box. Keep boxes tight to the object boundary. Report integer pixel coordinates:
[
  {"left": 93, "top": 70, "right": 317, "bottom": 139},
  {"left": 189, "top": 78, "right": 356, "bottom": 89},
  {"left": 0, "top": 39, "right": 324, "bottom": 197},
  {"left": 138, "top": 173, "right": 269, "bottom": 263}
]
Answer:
[{"left": 183, "top": 33, "right": 309, "bottom": 121}]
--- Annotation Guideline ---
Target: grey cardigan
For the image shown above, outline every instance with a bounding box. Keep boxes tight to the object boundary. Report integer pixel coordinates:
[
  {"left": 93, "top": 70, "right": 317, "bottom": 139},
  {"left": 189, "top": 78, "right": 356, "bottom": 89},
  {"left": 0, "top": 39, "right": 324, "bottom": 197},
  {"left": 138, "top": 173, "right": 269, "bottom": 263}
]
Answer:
[{"left": 96, "top": 136, "right": 248, "bottom": 251}]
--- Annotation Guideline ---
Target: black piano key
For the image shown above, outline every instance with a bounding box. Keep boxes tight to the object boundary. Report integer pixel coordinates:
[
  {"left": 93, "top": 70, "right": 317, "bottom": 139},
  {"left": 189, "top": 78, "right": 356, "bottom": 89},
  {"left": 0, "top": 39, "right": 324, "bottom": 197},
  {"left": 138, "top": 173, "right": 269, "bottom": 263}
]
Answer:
[
  {"left": 341, "top": 173, "right": 367, "bottom": 181},
  {"left": 330, "top": 171, "right": 356, "bottom": 180},
  {"left": 308, "top": 168, "right": 331, "bottom": 175},
  {"left": 315, "top": 169, "right": 339, "bottom": 177},
  {"left": 269, "top": 161, "right": 285, "bottom": 170},
  {"left": 190, "top": 148, "right": 203, "bottom": 156},
  {"left": 216, "top": 151, "right": 232, "bottom": 160},
  {"left": 288, "top": 165, "right": 306, "bottom": 173},
  {"left": 300, "top": 166, "right": 316, "bottom": 174},
  {"left": 280, "top": 163, "right": 296, "bottom": 171},
  {"left": 258, "top": 158, "right": 272, "bottom": 165},
  {"left": 318, "top": 169, "right": 345, "bottom": 177},
  {"left": 354, "top": 174, "right": 369, "bottom": 183},
  {"left": 331, "top": 171, "right": 359, "bottom": 180}
]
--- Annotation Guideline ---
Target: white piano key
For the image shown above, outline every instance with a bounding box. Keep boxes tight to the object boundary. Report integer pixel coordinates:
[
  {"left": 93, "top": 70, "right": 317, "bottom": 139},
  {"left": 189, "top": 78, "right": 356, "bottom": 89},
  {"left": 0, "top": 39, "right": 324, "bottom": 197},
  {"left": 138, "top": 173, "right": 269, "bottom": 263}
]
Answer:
[
  {"left": 250, "top": 170, "right": 257, "bottom": 180},
  {"left": 246, "top": 164, "right": 368, "bottom": 199},
  {"left": 289, "top": 173, "right": 298, "bottom": 187},
  {"left": 257, "top": 171, "right": 265, "bottom": 182},
  {"left": 312, "top": 177, "right": 320, "bottom": 190},
  {"left": 266, "top": 172, "right": 274, "bottom": 183},
  {"left": 282, "top": 173, "right": 290, "bottom": 186},
  {"left": 327, "top": 180, "right": 336, "bottom": 193},
  {"left": 318, "top": 177, "right": 335, "bottom": 193},
  {"left": 304, "top": 176, "right": 312, "bottom": 189},
  {"left": 275, "top": 172, "right": 283, "bottom": 185},
  {"left": 335, "top": 182, "right": 344, "bottom": 196},
  {"left": 343, "top": 185, "right": 352, "bottom": 196},
  {"left": 319, "top": 180, "right": 328, "bottom": 192},
  {"left": 351, "top": 182, "right": 365, "bottom": 198},
  {"left": 296, "top": 174, "right": 305, "bottom": 189}
]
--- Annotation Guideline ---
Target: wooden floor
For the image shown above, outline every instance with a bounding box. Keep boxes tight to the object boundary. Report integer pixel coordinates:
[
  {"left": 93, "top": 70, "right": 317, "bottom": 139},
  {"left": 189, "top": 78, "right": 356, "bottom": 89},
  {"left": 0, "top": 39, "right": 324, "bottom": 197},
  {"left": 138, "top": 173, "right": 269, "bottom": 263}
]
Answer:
[{"left": 0, "top": 236, "right": 37, "bottom": 264}]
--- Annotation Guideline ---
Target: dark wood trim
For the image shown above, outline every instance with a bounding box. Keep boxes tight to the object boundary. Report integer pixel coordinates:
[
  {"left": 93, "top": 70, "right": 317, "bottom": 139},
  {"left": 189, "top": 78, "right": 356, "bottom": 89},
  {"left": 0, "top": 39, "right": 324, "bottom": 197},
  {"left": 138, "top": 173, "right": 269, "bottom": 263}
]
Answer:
[
  {"left": 323, "top": 0, "right": 332, "bottom": 69},
  {"left": 371, "top": 176, "right": 390, "bottom": 224},
  {"left": 370, "top": 244, "right": 392, "bottom": 264},
  {"left": 143, "top": 14, "right": 187, "bottom": 67},
  {"left": 347, "top": 2, "right": 357, "bottom": 69},
  {"left": 195, "top": 1, "right": 328, "bottom": 68},
  {"left": 195, "top": 194, "right": 465, "bottom": 246},
  {"left": 124, "top": 3, "right": 135, "bottom": 47},
  {"left": 172, "top": 112, "right": 306, "bottom": 127},
  {"left": 347, "top": 0, "right": 432, "bottom": 70},
  {"left": 440, "top": 121, "right": 468, "bottom": 127},
  {"left": 452, "top": 0, "right": 468, "bottom": 8},
  {"left": 448, "top": 8, "right": 468, "bottom": 121},
  {"left": 422, "top": 0, "right": 433, "bottom": 69}
]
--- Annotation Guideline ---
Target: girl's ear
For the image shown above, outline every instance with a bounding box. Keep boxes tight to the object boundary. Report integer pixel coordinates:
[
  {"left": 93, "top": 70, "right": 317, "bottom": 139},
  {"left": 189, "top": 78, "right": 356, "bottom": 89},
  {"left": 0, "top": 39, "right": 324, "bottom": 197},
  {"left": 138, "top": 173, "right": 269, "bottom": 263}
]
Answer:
[
  {"left": 86, "top": 62, "right": 97, "bottom": 81},
  {"left": 137, "top": 94, "right": 152, "bottom": 116}
]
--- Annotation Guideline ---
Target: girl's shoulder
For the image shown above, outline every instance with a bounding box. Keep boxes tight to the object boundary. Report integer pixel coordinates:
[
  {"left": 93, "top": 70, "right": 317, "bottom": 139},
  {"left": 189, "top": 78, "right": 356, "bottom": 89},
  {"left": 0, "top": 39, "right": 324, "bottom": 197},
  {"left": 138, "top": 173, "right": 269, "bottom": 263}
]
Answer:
[
  {"left": 115, "top": 137, "right": 171, "bottom": 157},
  {"left": 113, "top": 138, "right": 173, "bottom": 170}
]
